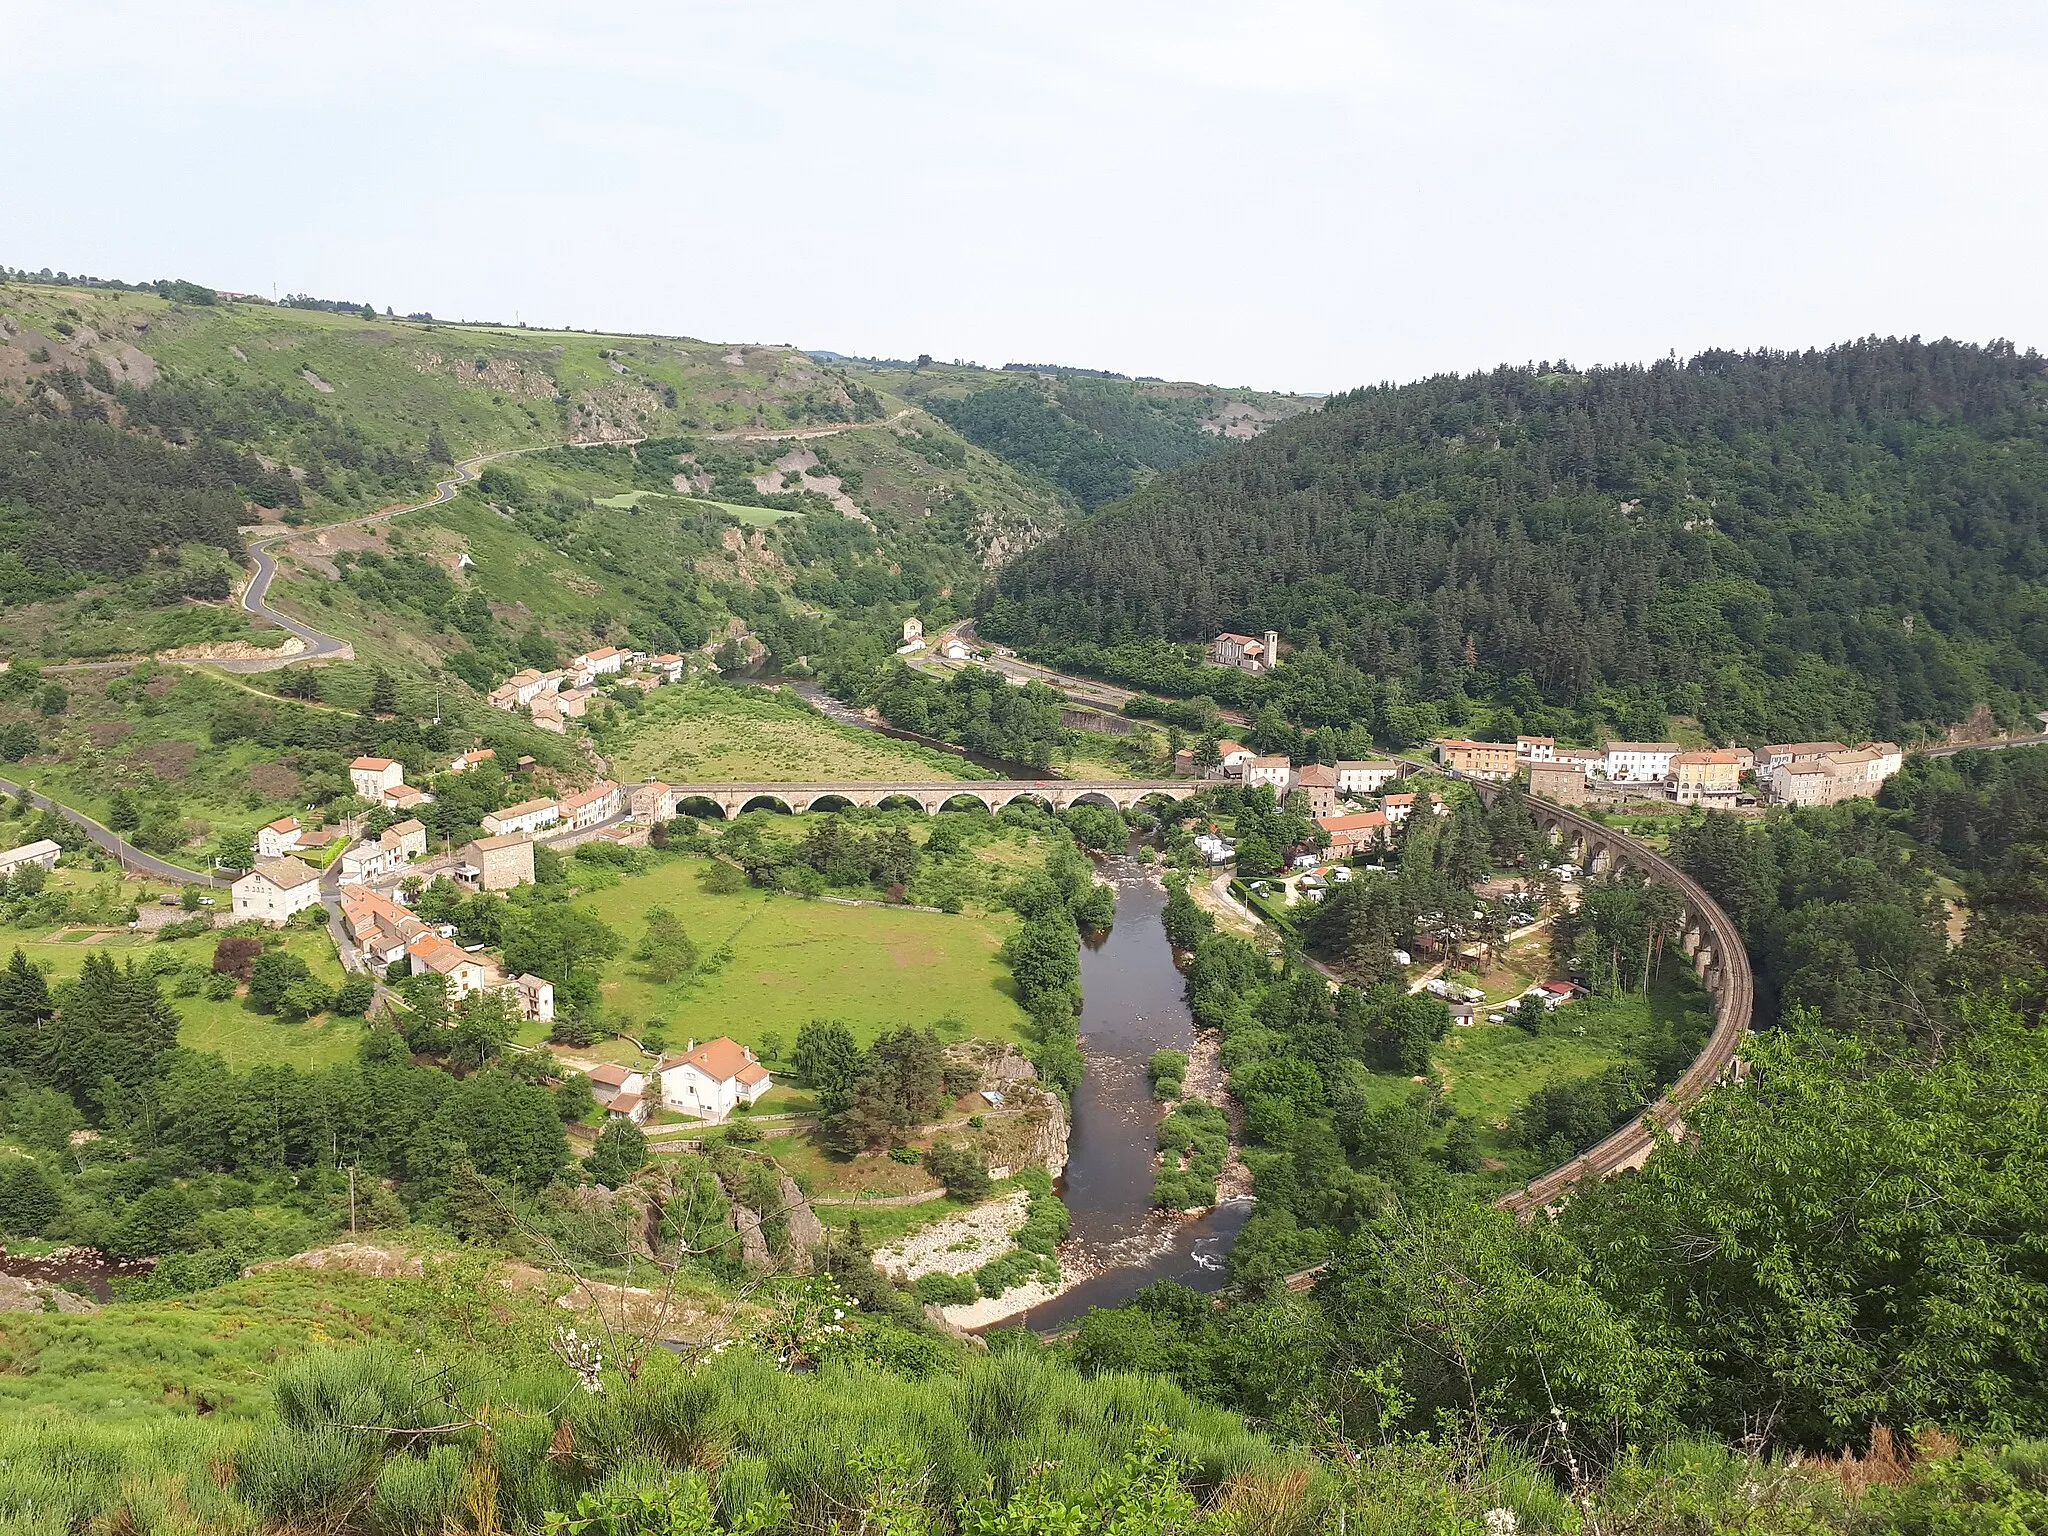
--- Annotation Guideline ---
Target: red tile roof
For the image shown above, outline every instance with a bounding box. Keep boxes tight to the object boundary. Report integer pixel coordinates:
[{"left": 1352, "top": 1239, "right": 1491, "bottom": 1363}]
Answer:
[{"left": 663, "top": 1036, "right": 759, "bottom": 1085}]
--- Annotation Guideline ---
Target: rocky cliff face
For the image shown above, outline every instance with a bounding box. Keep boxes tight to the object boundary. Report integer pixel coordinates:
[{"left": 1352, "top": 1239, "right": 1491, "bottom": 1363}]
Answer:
[{"left": 949, "top": 1041, "right": 1070, "bottom": 1177}]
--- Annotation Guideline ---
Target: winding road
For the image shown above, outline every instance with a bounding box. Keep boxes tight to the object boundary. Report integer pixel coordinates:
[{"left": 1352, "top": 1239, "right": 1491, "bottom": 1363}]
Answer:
[{"left": 221, "top": 447, "right": 538, "bottom": 673}]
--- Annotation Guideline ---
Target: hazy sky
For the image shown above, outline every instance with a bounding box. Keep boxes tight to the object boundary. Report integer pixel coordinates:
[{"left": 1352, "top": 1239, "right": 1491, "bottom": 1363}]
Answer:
[{"left": 8, "top": 1, "right": 2045, "bottom": 392}]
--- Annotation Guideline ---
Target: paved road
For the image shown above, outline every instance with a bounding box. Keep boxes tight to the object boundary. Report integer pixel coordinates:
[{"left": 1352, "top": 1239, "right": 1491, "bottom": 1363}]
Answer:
[
  {"left": 222, "top": 445, "right": 560, "bottom": 675},
  {"left": 0, "top": 775, "right": 226, "bottom": 887}
]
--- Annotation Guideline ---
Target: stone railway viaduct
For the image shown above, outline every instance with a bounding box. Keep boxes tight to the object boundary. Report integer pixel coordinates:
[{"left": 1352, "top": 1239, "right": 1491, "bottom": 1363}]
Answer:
[
  {"left": 656, "top": 780, "right": 1186, "bottom": 819},
  {"left": 1490, "top": 787, "right": 1753, "bottom": 1214}
]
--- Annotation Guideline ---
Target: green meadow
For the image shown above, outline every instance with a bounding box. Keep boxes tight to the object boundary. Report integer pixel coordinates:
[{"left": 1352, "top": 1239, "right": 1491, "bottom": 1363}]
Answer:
[{"left": 576, "top": 855, "right": 1030, "bottom": 1054}]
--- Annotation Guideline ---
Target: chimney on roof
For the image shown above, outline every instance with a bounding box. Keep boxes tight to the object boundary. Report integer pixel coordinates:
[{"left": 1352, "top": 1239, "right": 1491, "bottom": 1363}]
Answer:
[{"left": 687, "top": 1038, "right": 694, "bottom": 1053}]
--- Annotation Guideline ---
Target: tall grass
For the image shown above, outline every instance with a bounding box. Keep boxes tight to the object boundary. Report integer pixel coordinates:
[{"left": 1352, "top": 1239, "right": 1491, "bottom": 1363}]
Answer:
[
  {"left": 209, "top": 1340, "right": 1316, "bottom": 1531},
  {"left": 0, "top": 1417, "right": 256, "bottom": 1535}
]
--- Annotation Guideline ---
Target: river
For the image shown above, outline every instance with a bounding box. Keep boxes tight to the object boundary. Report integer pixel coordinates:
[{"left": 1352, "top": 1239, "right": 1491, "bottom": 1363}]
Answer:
[
  {"left": 1014, "top": 855, "right": 1250, "bottom": 1332},
  {"left": 753, "top": 681, "right": 1246, "bottom": 1328}
]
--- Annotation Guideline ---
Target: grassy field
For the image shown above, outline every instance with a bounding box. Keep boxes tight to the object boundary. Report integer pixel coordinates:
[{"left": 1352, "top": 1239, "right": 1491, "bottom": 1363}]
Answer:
[
  {"left": 573, "top": 854, "right": 1029, "bottom": 1054},
  {"left": 609, "top": 681, "right": 992, "bottom": 783},
  {"left": 2, "top": 923, "right": 361, "bottom": 1069},
  {"left": 1434, "top": 964, "right": 1711, "bottom": 1164}
]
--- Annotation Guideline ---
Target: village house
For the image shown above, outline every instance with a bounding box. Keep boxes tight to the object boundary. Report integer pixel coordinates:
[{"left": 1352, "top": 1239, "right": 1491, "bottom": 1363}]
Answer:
[
  {"left": 231, "top": 857, "right": 323, "bottom": 923},
  {"left": 254, "top": 819, "right": 339, "bottom": 868},
  {"left": 1603, "top": 741, "right": 1681, "bottom": 784},
  {"left": 1433, "top": 739, "right": 1518, "bottom": 779},
  {"left": 1210, "top": 740, "right": 1256, "bottom": 779},
  {"left": 1759, "top": 741, "right": 1847, "bottom": 772},
  {"left": 584, "top": 1062, "right": 645, "bottom": 1103},
  {"left": 555, "top": 688, "right": 593, "bottom": 720},
  {"left": 650, "top": 653, "right": 686, "bottom": 683},
  {"left": 1771, "top": 760, "right": 1836, "bottom": 806},
  {"left": 0, "top": 839, "right": 61, "bottom": 880},
  {"left": 458, "top": 833, "right": 536, "bottom": 891},
  {"left": 349, "top": 756, "right": 406, "bottom": 802},
  {"left": 448, "top": 749, "right": 497, "bottom": 774},
  {"left": 1667, "top": 749, "right": 1743, "bottom": 805},
  {"left": 338, "top": 841, "right": 393, "bottom": 886},
  {"left": 1206, "top": 630, "right": 1280, "bottom": 674},
  {"left": 1381, "top": 791, "right": 1448, "bottom": 827},
  {"left": 384, "top": 784, "right": 432, "bottom": 814},
  {"left": 560, "top": 780, "right": 622, "bottom": 830},
  {"left": 1243, "top": 755, "right": 1292, "bottom": 792},
  {"left": 1335, "top": 760, "right": 1401, "bottom": 796},
  {"left": 1293, "top": 763, "right": 1340, "bottom": 817},
  {"left": 1528, "top": 761, "right": 1593, "bottom": 805},
  {"left": 257, "top": 817, "right": 307, "bottom": 860},
  {"left": 512, "top": 973, "right": 554, "bottom": 1024},
  {"left": 570, "top": 646, "right": 625, "bottom": 681},
  {"left": 1553, "top": 746, "right": 1604, "bottom": 778},
  {"left": 528, "top": 700, "right": 566, "bottom": 734},
  {"left": 1515, "top": 735, "right": 1556, "bottom": 764},
  {"left": 1317, "top": 810, "right": 1389, "bottom": 855},
  {"left": 630, "top": 782, "right": 680, "bottom": 822},
  {"left": 340, "top": 887, "right": 433, "bottom": 968},
  {"left": 405, "top": 934, "right": 492, "bottom": 1000},
  {"left": 656, "top": 1036, "right": 772, "bottom": 1121},
  {"left": 381, "top": 819, "right": 428, "bottom": 863},
  {"left": 1769, "top": 742, "right": 1904, "bottom": 806},
  {"left": 488, "top": 669, "right": 562, "bottom": 712},
  {"left": 482, "top": 798, "right": 561, "bottom": 837}
]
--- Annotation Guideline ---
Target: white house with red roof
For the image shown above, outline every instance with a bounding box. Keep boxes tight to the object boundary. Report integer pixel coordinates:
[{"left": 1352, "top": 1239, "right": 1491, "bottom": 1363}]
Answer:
[
  {"left": 349, "top": 756, "right": 405, "bottom": 801},
  {"left": 560, "top": 780, "right": 622, "bottom": 830},
  {"left": 257, "top": 816, "right": 305, "bottom": 860},
  {"left": 656, "top": 1037, "right": 772, "bottom": 1121},
  {"left": 571, "top": 646, "right": 625, "bottom": 682}
]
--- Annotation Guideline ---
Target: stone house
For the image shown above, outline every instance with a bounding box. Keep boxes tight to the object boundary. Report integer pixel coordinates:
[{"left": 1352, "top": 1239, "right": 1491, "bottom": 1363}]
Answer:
[
  {"left": 231, "top": 857, "right": 322, "bottom": 923},
  {"left": 458, "top": 833, "right": 535, "bottom": 891}
]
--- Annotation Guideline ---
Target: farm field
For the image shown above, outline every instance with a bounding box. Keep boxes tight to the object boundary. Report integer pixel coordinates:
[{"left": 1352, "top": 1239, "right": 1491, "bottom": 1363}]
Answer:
[
  {"left": 608, "top": 682, "right": 992, "bottom": 784},
  {"left": 576, "top": 855, "right": 1031, "bottom": 1054}
]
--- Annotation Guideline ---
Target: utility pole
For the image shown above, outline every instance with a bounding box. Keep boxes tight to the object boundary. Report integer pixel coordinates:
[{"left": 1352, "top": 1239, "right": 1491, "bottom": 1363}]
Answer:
[{"left": 349, "top": 1165, "right": 357, "bottom": 1234}]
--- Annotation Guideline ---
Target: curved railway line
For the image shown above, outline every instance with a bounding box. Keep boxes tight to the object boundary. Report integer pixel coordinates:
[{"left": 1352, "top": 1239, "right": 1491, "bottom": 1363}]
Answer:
[
  {"left": 1277, "top": 778, "right": 1755, "bottom": 1289},
  {"left": 1486, "top": 787, "right": 1753, "bottom": 1213}
]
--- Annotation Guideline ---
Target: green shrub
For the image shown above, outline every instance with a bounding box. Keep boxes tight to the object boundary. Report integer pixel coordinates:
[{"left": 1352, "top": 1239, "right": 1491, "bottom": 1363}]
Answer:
[
  {"left": 913, "top": 1272, "right": 978, "bottom": 1307},
  {"left": 367, "top": 1444, "right": 468, "bottom": 1536}
]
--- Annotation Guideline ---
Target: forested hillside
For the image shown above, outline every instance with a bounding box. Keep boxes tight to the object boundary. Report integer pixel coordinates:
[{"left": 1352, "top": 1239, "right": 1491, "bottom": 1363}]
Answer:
[
  {"left": 983, "top": 339, "right": 2048, "bottom": 745},
  {"left": 886, "top": 364, "right": 1313, "bottom": 510}
]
